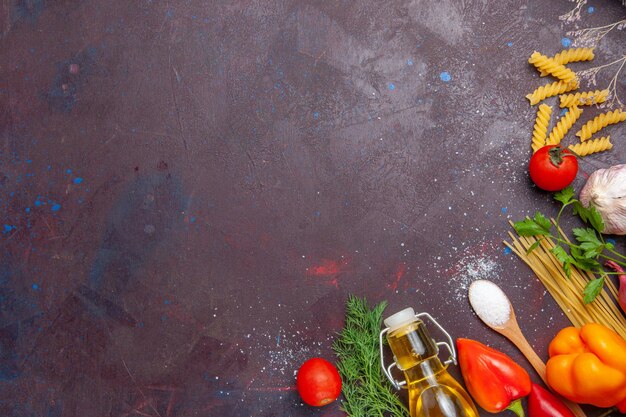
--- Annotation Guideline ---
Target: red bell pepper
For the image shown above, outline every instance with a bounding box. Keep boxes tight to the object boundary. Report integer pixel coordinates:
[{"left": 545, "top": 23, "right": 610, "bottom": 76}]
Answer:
[
  {"left": 457, "top": 338, "right": 531, "bottom": 417},
  {"left": 528, "top": 383, "right": 575, "bottom": 417}
]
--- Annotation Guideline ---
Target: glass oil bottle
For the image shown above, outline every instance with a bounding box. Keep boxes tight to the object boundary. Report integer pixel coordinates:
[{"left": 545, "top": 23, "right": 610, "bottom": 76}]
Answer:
[{"left": 380, "top": 308, "right": 479, "bottom": 417}]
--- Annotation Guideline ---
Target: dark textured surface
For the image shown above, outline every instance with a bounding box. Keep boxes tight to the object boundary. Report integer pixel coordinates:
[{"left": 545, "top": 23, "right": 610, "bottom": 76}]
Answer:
[{"left": 1, "top": 1, "right": 625, "bottom": 416}]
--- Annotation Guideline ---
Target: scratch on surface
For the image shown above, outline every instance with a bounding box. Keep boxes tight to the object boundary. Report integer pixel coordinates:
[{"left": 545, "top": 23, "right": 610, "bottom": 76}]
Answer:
[
  {"left": 167, "top": 34, "right": 188, "bottom": 151},
  {"left": 338, "top": 104, "right": 423, "bottom": 130},
  {"left": 165, "top": 392, "right": 177, "bottom": 417},
  {"left": 2, "top": 0, "right": 10, "bottom": 37},
  {"left": 122, "top": 360, "right": 163, "bottom": 417},
  {"left": 298, "top": 49, "right": 327, "bottom": 66},
  {"left": 172, "top": 67, "right": 181, "bottom": 83}
]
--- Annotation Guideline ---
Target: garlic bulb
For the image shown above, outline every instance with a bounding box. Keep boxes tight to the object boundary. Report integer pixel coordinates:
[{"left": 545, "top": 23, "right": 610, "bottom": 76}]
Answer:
[{"left": 579, "top": 164, "right": 626, "bottom": 235}]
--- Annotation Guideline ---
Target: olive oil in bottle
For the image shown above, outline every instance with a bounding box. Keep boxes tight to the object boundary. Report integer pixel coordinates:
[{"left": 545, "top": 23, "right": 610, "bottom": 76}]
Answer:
[{"left": 383, "top": 308, "right": 479, "bottom": 417}]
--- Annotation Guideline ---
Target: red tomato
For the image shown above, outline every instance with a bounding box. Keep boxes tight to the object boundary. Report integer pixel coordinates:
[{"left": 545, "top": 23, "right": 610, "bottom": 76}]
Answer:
[
  {"left": 529, "top": 145, "right": 578, "bottom": 191},
  {"left": 296, "top": 358, "right": 342, "bottom": 406}
]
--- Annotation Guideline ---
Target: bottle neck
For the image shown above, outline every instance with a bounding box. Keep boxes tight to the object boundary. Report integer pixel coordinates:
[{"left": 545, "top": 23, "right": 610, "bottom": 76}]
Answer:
[
  {"left": 404, "top": 356, "right": 446, "bottom": 385},
  {"left": 387, "top": 320, "right": 440, "bottom": 371}
]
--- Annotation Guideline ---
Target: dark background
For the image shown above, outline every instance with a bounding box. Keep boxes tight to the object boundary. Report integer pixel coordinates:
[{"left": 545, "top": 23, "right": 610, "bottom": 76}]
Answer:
[{"left": 1, "top": 0, "right": 625, "bottom": 416}]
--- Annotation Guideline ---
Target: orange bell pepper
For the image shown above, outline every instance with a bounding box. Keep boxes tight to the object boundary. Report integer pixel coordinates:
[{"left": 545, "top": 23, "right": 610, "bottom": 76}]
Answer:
[{"left": 546, "top": 323, "right": 626, "bottom": 412}]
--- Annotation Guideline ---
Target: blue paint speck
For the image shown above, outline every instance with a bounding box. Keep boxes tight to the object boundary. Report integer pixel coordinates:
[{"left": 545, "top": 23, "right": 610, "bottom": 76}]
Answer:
[
  {"left": 25, "top": 207, "right": 31, "bottom": 213},
  {"left": 32, "top": 283, "right": 39, "bottom": 290},
  {"left": 440, "top": 71, "right": 451, "bottom": 82},
  {"left": 507, "top": 42, "right": 513, "bottom": 47},
  {"left": 137, "top": 322, "right": 144, "bottom": 327},
  {"left": 3, "top": 225, "right": 13, "bottom": 233},
  {"left": 314, "top": 211, "right": 321, "bottom": 217},
  {"left": 34, "top": 199, "right": 42, "bottom": 207},
  {"left": 313, "top": 112, "right": 319, "bottom": 119},
  {"left": 47, "top": 165, "right": 52, "bottom": 170},
  {"left": 73, "top": 177, "right": 83, "bottom": 184},
  {"left": 561, "top": 37, "right": 572, "bottom": 48},
  {"left": 501, "top": 207, "right": 507, "bottom": 213},
  {"left": 164, "top": 299, "right": 170, "bottom": 305},
  {"left": 504, "top": 247, "right": 512, "bottom": 255},
  {"left": 560, "top": 108, "right": 569, "bottom": 116},
  {"left": 66, "top": 168, "right": 72, "bottom": 174},
  {"left": 587, "top": 6, "right": 595, "bottom": 13},
  {"left": 407, "top": 59, "right": 414, "bottom": 66},
  {"left": 607, "top": 238, "right": 616, "bottom": 246},
  {"left": 26, "top": 159, "right": 32, "bottom": 164},
  {"left": 190, "top": 216, "right": 196, "bottom": 223},
  {"left": 51, "top": 204, "right": 61, "bottom": 212},
  {"left": 388, "top": 83, "right": 396, "bottom": 90}
]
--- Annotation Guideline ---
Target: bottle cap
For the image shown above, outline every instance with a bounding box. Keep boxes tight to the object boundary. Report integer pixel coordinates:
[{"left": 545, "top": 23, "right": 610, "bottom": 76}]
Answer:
[{"left": 384, "top": 307, "right": 416, "bottom": 332}]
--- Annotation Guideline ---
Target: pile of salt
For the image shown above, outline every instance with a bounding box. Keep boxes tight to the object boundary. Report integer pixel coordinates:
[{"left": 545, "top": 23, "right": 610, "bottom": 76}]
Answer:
[{"left": 468, "top": 279, "right": 511, "bottom": 327}]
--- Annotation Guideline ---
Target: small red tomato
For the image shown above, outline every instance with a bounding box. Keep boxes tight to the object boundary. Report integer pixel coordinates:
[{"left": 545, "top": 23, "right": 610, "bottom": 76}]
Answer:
[
  {"left": 296, "top": 358, "right": 342, "bottom": 406},
  {"left": 529, "top": 145, "right": 578, "bottom": 191}
]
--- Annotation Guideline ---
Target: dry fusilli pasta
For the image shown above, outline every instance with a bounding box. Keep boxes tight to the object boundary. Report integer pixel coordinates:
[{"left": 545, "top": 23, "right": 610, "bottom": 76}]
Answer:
[
  {"left": 532, "top": 104, "right": 552, "bottom": 153},
  {"left": 539, "top": 48, "right": 595, "bottom": 76},
  {"left": 568, "top": 136, "right": 612, "bottom": 156},
  {"left": 552, "top": 48, "right": 595, "bottom": 65},
  {"left": 526, "top": 80, "right": 578, "bottom": 105},
  {"left": 546, "top": 106, "right": 583, "bottom": 146},
  {"left": 529, "top": 52, "right": 577, "bottom": 82},
  {"left": 576, "top": 109, "right": 626, "bottom": 141},
  {"left": 559, "top": 90, "right": 609, "bottom": 108}
]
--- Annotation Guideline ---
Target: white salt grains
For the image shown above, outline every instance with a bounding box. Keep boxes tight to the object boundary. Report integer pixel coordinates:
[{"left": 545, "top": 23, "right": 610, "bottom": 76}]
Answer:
[{"left": 468, "top": 280, "right": 511, "bottom": 327}]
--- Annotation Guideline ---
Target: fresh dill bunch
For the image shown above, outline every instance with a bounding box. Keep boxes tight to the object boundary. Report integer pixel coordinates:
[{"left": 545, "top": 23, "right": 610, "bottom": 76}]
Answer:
[{"left": 332, "top": 295, "right": 409, "bottom": 417}]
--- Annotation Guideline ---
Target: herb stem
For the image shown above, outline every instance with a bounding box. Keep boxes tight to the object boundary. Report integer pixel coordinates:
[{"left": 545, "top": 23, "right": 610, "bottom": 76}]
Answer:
[
  {"left": 606, "top": 247, "right": 626, "bottom": 262},
  {"left": 597, "top": 255, "right": 626, "bottom": 268}
]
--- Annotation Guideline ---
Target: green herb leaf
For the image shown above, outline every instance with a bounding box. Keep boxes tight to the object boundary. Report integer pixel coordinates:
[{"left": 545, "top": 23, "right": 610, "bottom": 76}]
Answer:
[
  {"left": 570, "top": 246, "right": 602, "bottom": 270},
  {"left": 554, "top": 186, "right": 575, "bottom": 205},
  {"left": 551, "top": 245, "right": 572, "bottom": 264},
  {"left": 572, "top": 202, "right": 605, "bottom": 233},
  {"left": 563, "top": 262, "right": 572, "bottom": 278},
  {"left": 572, "top": 256, "right": 602, "bottom": 271},
  {"left": 526, "top": 239, "right": 543, "bottom": 254},
  {"left": 587, "top": 206, "right": 605, "bottom": 233},
  {"left": 583, "top": 277, "right": 604, "bottom": 304},
  {"left": 513, "top": 213, "right": 551, "bottom": 237},
  {"left": 333, "top": 296, "right": 409, "bottom": 417},
  {"left": 533, "top": 212, "right": 552, "bottom": 232},
  {"left": 551, "top": 245, "right": 573, "bottom": 278},
  {"left": 572, "top": 227, "right": 601, "bottom": 244},
  {"left": 573, "top": 228, "right": 605, "bottom": 259}
]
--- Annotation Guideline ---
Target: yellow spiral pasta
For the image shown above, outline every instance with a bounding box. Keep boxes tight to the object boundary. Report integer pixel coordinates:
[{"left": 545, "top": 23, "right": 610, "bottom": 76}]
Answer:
[
  {"left": 553, "top": 47, "right": 595, "bottom": 64},
  {"left": 540, "top": 48, "right": 594, "bottom": 71},
  {"left": 539, "top": 48, "right": 595, "bottom": 76},
  {"left": 546, "top": 106, "right": 583, "bottom": 146},
  {"left": 576, "top": 109, "right": 626, "bottom": 141},
  {"left": 559, "top": 90, "right": 609, "bottom": 108},
  {"left": 568, "top": 136, "right": 612, "bottom": 156},
  {"left": 529, "top": 52, "right": 577, "bottom": 82},
  {"left": 526, "top": 80, "right": 578, "bottom": 105},
  {"left": 532, "top": 104, "right": 552, "bottom": 153}
]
